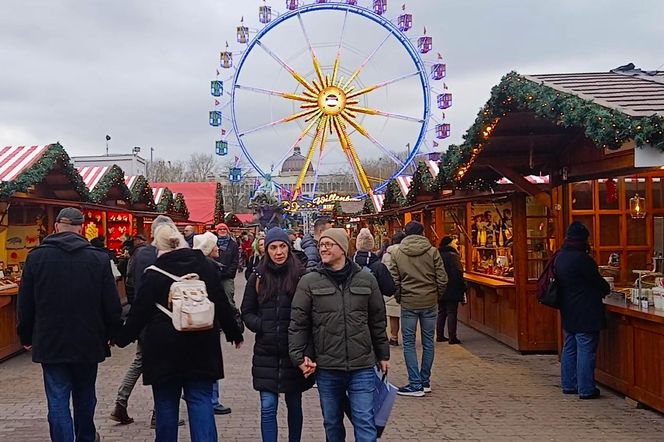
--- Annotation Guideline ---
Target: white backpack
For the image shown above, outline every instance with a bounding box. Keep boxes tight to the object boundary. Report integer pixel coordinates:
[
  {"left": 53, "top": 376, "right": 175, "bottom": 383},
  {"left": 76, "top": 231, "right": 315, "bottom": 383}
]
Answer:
[{"left": 146, "top": 265, "right": 215, "bottom": 332}]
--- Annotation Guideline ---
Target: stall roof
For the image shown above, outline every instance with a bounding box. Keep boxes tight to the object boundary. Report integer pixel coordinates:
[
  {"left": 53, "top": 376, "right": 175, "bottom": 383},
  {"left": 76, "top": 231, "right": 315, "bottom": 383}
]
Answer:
[
  {"left": 371, "top": 193, "right": 385, "bottom": 212},
  {"left": 78, "top": 166, "right": 109, "bottom": 190},
  {"left": 151, "top": 182, "right": 220, "bottom": 224},
  {"left": 0, "top": 145, "right": 49, "bottom": 182}
]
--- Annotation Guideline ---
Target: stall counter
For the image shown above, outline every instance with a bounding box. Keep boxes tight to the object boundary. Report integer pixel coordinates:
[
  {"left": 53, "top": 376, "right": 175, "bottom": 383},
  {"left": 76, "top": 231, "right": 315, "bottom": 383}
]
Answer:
[{"left": 0, "top": 287, "right": 22, "bottom": 361}]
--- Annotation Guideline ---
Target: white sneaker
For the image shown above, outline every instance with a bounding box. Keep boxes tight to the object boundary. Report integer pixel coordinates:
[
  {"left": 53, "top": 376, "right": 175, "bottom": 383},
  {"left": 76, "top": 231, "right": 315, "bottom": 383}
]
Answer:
[{"left": 423, "top": 385, "right": 432, "bottom": 393}]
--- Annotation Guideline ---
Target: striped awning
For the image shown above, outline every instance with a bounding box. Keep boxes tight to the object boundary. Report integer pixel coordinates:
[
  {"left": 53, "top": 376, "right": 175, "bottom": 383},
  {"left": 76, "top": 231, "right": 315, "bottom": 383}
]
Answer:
[
  {"left": 124, "top": 175, "right": 139, "bottom": 189},
  {"left": 396, "top": 176, "right": 413, "bottom": 197},
  {"left": 497, "top": 175, "right": 550, "bottom": 185},
  {"left": 426, "top": 160, "right": 440, "bottom": 179},
  {"left": 370, "top": 193, "right": 385, "bottom": 212},
  {"left": 152, "top": 187, "right": 166, "bottom": 203},
  {"left": 77, "top": 166, "right": 110, "bottom": 190},
  {"left": 0, "top": 145, "right": 49, "bottom": 182}
]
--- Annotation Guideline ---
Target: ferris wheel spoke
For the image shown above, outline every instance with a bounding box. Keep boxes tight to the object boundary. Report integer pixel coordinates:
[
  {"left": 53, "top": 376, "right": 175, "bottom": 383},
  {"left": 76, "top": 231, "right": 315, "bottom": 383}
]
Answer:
[
  {"left": 331, "top": 117, "right": 371, "bottom": 194},
  {"left": 338, "top": 113, "right": 406, "bottom": 167},
  {"left": 346, "top": 71, "right": 420, "bottom": 98},
  {"left": 342, "top": 32, "right": 392, "bottom": 90},
  {"left": 344, "top": 106, "right": 423, "bottom": 123},
  {"left": 238, "top": 109, "right": 321, "bottom": 138},
  {"left": 332, "top": 9, "right": 349, "bottom": 86},
  {"left": 255, "top": 40, "right": 318, "bottom": 95},
  {"left": 273, "top": 115, "right": 323, "bottom": 172},
  {"left": 235, "top": 84, "right": 318, "bottom": 103},
  {"left": 293, "top": 116, "right": 327, "bottom": 200},
  {"left": 297, "top": 12, "right": 325, "bottom": 86}
]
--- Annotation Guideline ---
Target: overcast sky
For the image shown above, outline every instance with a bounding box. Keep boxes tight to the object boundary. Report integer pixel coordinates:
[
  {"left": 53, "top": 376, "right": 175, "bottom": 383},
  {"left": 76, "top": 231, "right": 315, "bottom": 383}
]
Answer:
[{"left": 1, "top": 0, "right": 663, "bottom": 171}]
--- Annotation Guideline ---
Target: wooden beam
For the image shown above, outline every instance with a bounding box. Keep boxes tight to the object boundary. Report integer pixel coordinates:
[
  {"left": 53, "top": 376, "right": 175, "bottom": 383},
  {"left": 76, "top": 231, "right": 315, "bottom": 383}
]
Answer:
[{"left": 488, "top": 162, "right": 551, "bottom": 207}]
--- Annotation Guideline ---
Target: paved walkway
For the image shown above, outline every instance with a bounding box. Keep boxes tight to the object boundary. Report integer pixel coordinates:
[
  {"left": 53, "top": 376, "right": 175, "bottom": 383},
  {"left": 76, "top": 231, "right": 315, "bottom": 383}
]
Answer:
[{"left": 2, "top": 275, "right": 664, "bottom": 441}]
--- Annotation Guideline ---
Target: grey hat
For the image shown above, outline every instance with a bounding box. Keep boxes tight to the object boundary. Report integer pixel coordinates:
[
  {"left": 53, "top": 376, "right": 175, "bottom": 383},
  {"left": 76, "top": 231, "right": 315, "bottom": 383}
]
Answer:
[
  {"left": 151, "top": 215, "right": 174, "bottom": 235},
  {"left": 56, "top": 207, "right": 84, "bottom": 225}
]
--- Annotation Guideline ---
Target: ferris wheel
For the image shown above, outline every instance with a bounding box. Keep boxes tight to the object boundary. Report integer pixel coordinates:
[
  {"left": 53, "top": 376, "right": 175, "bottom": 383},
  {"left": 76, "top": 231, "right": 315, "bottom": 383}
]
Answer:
[{"left": 209, "top": 1, "right": 452, "bottom": 201}]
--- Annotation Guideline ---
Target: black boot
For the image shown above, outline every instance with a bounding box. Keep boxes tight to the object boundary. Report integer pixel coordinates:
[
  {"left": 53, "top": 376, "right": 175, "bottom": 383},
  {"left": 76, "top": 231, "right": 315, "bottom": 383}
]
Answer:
[{"left": 110, "top": 403, "right": 134, "bottom": 425}]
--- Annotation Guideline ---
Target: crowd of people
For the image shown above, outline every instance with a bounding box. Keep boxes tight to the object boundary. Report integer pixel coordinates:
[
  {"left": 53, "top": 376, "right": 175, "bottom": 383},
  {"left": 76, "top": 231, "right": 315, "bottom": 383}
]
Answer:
[{"left": 18, "top": 207, "right": 608, "bottom": 441}]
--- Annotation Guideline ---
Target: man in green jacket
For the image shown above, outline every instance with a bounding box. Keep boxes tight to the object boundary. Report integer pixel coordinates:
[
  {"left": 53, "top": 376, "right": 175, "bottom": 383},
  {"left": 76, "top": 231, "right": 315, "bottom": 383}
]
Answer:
[
  {"left": 289, "top": 228, "right": 389, "bottom": 442},
  {"left": 387, "top": 221, "right": 447, "bottom": 397}
]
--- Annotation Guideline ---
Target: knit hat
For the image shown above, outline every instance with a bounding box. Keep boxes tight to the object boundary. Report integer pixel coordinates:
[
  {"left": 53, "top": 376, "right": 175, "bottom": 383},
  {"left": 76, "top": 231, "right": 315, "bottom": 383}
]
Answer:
[
  {"left": 265, "top": 227, "right": 290, "bottom": 249},
  {"left": 404, "top": 220, "right": 424, "bottom": 236},
  {"left": 440, "top": 236, "right": 453, "bottom": 247},
  {"left": 566, "top": 221, "right": 590, "bottom": 240},
  {"left": 151, "top": 215, "right": 174, "bottom": 235},
  {"left": 355, "top": 228, "right": 375, "bottom": 252},
  {"left": 193, "top": 231, "right": 218, "bottom": 256},
  {"left": 215, "top": 222, "right": 229, "bottom": 231},
  {"left": 320, "top": 228, "right": 350, "bottom": 255}
]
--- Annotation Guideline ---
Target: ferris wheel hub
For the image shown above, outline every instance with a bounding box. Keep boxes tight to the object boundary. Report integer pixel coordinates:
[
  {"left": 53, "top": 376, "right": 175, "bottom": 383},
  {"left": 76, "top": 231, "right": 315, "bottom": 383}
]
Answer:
[{"left": 318, "top": 85, "right": 347, "bottom": 116}]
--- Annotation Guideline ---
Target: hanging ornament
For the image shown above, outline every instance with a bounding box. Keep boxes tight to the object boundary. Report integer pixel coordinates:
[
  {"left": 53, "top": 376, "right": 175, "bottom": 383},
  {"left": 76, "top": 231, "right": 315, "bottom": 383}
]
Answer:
[{"left": 605, "top": 178, "right": 617, "bottom": 204}]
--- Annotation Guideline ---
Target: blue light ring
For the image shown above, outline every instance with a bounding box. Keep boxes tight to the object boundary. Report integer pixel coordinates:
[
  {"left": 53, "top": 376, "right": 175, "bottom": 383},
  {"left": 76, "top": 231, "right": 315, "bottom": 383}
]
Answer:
[{"left": 231, "top": 3, "right": 431, "bottom": 198}]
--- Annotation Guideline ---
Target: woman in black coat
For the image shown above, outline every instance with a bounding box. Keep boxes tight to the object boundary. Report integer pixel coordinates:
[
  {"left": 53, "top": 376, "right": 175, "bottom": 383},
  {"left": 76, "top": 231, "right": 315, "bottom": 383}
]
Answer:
[
  {"left": 555, "top": 221, "right": 610, "bottom": 399},
  {"left": 241, "top": 227, "right": 313, "bottom": 442},
  {"left": 115, "top": 224, "right": 243, "bottom": 441},
  {"left": 245, "top": 235, "right": 265, "bottom": 280},
  {"left": 437, "top": 236, "right": 465, "bottom": 344}
]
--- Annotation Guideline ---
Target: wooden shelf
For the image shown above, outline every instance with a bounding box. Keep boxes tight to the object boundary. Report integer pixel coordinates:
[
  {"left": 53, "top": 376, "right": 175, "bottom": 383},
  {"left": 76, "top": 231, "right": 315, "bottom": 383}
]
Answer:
[{"left": 464, "top": 272, "right": 515, "bottom": 288}]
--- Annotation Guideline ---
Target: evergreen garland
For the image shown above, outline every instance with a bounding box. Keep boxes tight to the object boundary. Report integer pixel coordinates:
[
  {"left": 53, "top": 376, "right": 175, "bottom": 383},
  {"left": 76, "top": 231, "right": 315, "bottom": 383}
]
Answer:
[
  {"left": 89, "top": 165, "right": 132, "bottom": 204},
  {"left": 214, "top": 182, "right": 225, "bottom": 225},
  {"left": 0, "top": 143, "right": 90, "bottom": 200},
  {"left": 129, "top": 175, "right": 156, "bottom": 210},
  {"left": 173, "top": 192, "right": 190, "bottom": 219},
  {"left": 362, "top": 197, "right": 375, "bottom": 215},
  {"left": 436, "top": 71, "right": 664, "bottom": 190},
  {"left": 407, "top": 161, "right": 437, "bottom": 204},
  {"left": 156, "top": 188, "right": 175, "bottom": 213}
]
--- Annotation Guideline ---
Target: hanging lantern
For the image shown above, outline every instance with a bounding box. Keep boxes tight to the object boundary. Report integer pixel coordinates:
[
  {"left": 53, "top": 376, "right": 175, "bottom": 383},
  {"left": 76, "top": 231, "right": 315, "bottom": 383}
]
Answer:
[
  {"left": 373, "top": 0, "right": 387, "bottom": 15},
  {"left": 259, "top": 5, "right": 272, "bottom": 24},
  {"left": 431, "top": 63, "right": 446, "bottom": 80},
  {"left": 286, "top": 0, "right": 299, "bottom": 10},
  {"left": 398, "top": 13, "right": 412, "bottom": 31},
  {"left": 237, "top": 18, "right": 249, "bottom": 44},
  {"left": 435, "top": 123, "right": 451, "bottom": 139},
  {"left": 209, "top": 111, "right": 222, "bottom": 127},
  {"left": 630, "top": 193, "right": 646, "bottom": 219},
  {"left": 215, "top": 140, "right": 228, "bottom": 156},
  {"left": 230, "top": 167, "right": 242, "bottom": 183},
  {"left": 210, "top": 80, "right": 223, "bottom": 97},
  {"left": 437, "top": 93, "right": 452, "bottom": 109}
]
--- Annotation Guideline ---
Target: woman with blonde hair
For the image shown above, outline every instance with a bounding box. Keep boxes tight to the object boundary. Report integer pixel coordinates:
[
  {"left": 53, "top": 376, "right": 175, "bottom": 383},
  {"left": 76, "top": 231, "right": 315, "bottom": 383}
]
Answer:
[
  {"left": 245, "top": 233, "right": 266, "bottom": 280},
  {"left": 116, "top": 223, "right": 243, "bottom": 441}
]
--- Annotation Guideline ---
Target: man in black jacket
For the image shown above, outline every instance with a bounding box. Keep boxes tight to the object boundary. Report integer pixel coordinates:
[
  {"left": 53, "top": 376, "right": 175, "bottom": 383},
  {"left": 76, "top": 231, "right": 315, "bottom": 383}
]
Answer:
[
  {"left": 214, "top": 222, "right": 239, "bottom": 305},
  {"left": 300, "top": 216, "right": 332, "bottom": 271},
  {"left": 17, "top": 207, "right": 122, "bottom": 442}
]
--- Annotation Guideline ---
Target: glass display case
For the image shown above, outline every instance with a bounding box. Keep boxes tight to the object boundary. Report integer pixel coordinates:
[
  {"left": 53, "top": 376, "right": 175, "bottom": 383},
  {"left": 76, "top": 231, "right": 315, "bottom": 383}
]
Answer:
[
  {"left": 526, "top": 197, "right": 556, "bottom": 280},
  {"left": 469, "top": 201, "right": 513, "bottom": 279}
]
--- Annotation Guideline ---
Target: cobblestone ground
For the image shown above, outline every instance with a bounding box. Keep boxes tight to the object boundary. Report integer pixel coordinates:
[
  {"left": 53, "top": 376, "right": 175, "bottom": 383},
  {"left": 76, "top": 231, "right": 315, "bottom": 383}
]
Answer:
[{"left": 2, "top": 274, "right": 664, "bottom": 441}]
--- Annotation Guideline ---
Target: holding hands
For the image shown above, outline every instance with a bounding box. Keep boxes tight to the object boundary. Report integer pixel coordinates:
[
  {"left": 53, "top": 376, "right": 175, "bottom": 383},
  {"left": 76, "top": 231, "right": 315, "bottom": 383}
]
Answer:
[{"left": 298, "top": 356, "right": 317, "bottom": 378}]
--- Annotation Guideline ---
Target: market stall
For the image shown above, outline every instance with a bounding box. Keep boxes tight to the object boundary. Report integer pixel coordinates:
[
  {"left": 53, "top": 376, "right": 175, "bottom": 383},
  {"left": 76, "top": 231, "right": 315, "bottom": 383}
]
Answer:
[
  {"left": 0, "top": 143, "right": 89, "bottom": 360},
  {"left": 151, "top": 181, "right": 223, "bottom": 231}
]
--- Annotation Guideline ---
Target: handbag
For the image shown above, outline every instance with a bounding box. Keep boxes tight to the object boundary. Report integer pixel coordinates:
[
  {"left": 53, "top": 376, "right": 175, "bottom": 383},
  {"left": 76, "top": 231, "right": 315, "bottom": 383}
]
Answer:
[{"left": 537, "top": 253, "right": 561, "bottom": 309}]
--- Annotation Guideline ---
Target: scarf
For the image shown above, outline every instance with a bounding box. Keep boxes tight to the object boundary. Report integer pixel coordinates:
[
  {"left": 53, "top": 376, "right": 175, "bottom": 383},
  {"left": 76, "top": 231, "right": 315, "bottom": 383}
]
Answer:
[{"left": 217, "top": 235, "right": 231, "bottom": 252}]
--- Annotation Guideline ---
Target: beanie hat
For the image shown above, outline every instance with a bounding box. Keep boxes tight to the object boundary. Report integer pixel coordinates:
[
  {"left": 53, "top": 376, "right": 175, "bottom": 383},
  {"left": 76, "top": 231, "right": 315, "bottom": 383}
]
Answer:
[
  {"left": 193, "top": 232, "right": 218, "bottom": 256},
  {"left": 320, "top": 228, "right": 350, "bottom": 255},
  {"left": 215, "top": 222, "right": 229, "bottom": 231},
  {"left": 151, "top": 215, "right": 174, "bottom": 235},
  {"left": 265, "top": 227, "right": 290, "bottom": 249},
  {"left": 440, "top": 236, "right": 453, "bottom": 247},
  {"left": 566, "top": 221, "right": 590, "bottom": 240},
  {"left": 355, "top": 228, "right": 375, "bottom": 252},
  {"left": 404, "top": 220, "right": 424, "bottom": 236}
]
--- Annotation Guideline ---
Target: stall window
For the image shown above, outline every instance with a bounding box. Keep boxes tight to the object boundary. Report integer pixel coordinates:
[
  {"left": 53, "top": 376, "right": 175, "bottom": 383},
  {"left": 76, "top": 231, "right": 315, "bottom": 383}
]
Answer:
[
  {"left": 599, "top": 215, "right": 621, "bottom": 246},
  {"left": 469, "top": 201, "right": 513, "bottom": 279},
  {"left": 627, "top": 216, "right": 647, "bottom": 245},
  {"left": 598, "top": 179, "right": 620, "bottom": 210},
  {"left": 526, "top": 197, "right": 555, "bottom": 280},
  {"left": 442, "top": 206, "right": 467, "bottom": 269},
  {"left": 572, "top": 181, "right": 594, "bottom": 210},
  {"left": 653, "top": 178, "right": 664, "bottom": 209}
]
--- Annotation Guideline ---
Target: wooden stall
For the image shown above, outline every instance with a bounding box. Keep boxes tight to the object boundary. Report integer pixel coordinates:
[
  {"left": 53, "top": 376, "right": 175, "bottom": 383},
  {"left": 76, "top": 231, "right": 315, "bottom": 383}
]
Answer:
[{"left": 0, "top": 144, "right": 90, "bottom": 360}]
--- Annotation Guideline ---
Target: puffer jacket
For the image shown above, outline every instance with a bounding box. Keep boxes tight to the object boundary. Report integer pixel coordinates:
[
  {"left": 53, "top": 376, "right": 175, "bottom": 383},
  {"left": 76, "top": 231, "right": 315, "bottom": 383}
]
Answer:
[
  {"left": 387, "top": 234, "right": 448, "bottom": 310},
  {"left": 242, "top": 273, "right": 314, "bottom": 393},
  {"left": 300, "top": 234, "right": 320, "bottom": 271},
  {"left": 353, "top": 251, "right": 396, "bottom": 298},
  {"left": 289, "top": 262, "right": 389, "bottom": 370}
]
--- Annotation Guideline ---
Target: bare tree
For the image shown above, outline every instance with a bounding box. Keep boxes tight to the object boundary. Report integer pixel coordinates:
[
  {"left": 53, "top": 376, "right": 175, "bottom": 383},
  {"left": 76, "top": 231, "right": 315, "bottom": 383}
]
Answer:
[
  {"left": 185, "top": 153, "right": 219, "bottom": 182},
  {"left": 221, "top": 156, "right": 255, "bottom": 213},
  {"left": 147, "top": 159, "right": 185, "bottom": 182}
]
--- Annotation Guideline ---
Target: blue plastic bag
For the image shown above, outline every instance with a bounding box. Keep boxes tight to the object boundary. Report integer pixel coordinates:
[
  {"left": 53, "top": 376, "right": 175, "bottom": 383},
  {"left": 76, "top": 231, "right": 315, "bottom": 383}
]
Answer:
[{"left": 373, "top": 369, "right": 397, "bottom": 438}]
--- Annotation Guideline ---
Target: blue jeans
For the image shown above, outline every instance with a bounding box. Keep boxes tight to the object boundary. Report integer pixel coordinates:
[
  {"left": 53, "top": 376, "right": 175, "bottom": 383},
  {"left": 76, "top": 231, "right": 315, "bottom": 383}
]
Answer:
[
  {"left": 561, "top": 331, "right": 600, "bottom": 396},
  {"left": 42, "top": 363, "right": 98, "bottom": 442},
  {"left": 212, "top": 380, "right": 220, "bottom": 405},
  {"left": 259, "top": 391, "right": 303, "bottom": 442},
  {"left": 316, "top": 368, "right": 376, "bottom": 442},
  {"left": 401, "top": 307, "right": 437, "bottom": 389},
  {"left": 152, "top": 378, "right": 217, "bottom": 442}
]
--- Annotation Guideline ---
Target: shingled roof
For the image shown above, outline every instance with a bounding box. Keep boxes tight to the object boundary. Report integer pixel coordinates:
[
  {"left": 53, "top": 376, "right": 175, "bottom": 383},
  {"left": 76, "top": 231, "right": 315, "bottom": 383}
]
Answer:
[{"left": 525, "top": 65, "right": 664, "bottom": 117}]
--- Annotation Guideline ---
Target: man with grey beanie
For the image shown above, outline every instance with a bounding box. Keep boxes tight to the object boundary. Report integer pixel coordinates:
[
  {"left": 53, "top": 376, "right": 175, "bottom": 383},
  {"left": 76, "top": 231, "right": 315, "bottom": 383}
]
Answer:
[{"left": 290, "top": 228, "right": 389, "bottom": 442}]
